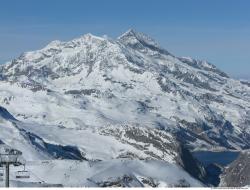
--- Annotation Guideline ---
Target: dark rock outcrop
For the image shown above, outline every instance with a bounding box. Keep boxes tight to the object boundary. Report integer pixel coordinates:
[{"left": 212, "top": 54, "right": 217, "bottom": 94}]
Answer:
[{"left": 220, "top": 151, "right": 250, "bottom": 187}]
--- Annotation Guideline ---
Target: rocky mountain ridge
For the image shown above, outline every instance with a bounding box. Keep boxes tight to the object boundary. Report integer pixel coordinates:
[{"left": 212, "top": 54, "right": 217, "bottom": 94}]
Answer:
[
  {"left": 0, "top": 29, "right": 249, "bottom": 151},
  {"left": 0, "top": 29, "right": 249, "bottom": 187}
]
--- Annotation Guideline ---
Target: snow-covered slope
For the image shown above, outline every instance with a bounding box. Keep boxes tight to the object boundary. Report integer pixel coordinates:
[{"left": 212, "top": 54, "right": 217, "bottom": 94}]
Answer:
[
  {"left": 0, "top": 29, "right": 249, "bottom": 150},
  {"left": 0, "top": 29, "right": 249, "bottom": 187},
  {"left": 0, "top": 159, "right": 203, "bottom": 187},
  {"left": 0, "top": 107, "right": 204, "bottom": 187}
]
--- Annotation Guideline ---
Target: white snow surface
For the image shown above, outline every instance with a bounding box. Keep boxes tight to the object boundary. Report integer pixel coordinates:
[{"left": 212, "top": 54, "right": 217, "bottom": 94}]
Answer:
[{"left": 0, "top": 159, "right": 203, "bottom": 187}]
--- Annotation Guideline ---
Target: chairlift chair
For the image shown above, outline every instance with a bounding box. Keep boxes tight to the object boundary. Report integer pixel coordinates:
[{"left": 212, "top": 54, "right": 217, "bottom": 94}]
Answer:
[
  {"left": 0, "top": 167, "right": 4, "bottom": 175},
  {"left": 0, "top": 167, "right": 4, "bottom": 181},
  {"left": 15, "top": 165, "right": 30, "bottom": 179}
]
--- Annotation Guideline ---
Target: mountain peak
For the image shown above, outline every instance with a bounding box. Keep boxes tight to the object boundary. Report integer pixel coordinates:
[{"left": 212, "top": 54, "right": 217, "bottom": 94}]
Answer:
[
  {"left": 118, "top": 29, "right": 160, "bottom": 49},
  {"left": 118, "top": 28, "right": 137, "bottom": 38}
]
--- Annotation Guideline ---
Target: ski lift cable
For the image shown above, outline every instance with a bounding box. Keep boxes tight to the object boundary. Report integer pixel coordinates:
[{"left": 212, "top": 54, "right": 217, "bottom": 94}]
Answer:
[{"left": 28, "top": 170, "right": 45, "bottom": 183}]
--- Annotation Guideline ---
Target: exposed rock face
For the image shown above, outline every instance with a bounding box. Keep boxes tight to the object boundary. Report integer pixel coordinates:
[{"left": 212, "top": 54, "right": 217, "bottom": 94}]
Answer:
[
  {"left": 220, "top": 151, "right": 250, "bottom": 187},
  {"left": 99, "top": 125, "right": 207, "bottom": 182},
  {"left": 0, "top": 106, "right": 17, "bottom": 120},
  {"left": 176, "top": 145, "right": 207, "bottom": 183}
]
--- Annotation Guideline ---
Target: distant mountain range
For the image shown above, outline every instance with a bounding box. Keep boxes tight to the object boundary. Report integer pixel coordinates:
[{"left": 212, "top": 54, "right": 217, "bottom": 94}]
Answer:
[{"left": 0, "top": 29, "right": 249, "bottom": 187}]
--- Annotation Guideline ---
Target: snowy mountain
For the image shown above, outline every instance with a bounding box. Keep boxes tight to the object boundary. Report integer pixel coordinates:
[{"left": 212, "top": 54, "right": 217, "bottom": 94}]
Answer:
[
  {"left": 0, "top": 106, "right": 204, "bottom": 187},
  {"left": 0, "top": 29, "right": 249, "bottom": 187}
]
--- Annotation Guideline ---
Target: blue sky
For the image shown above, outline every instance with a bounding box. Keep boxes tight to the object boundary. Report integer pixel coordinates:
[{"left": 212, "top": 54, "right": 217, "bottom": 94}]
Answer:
[{"left": 0, "top": 0, "right": 249, "bottom": 79}]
